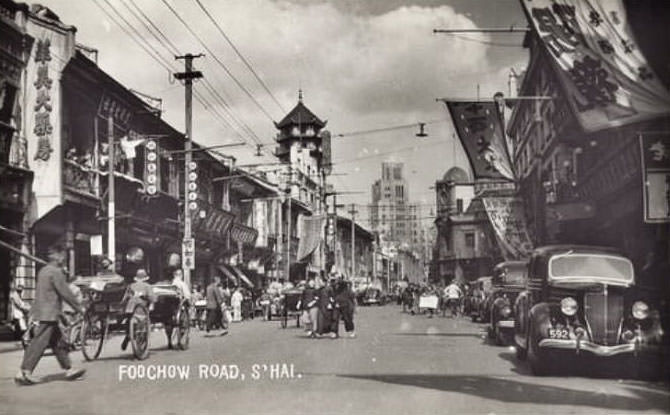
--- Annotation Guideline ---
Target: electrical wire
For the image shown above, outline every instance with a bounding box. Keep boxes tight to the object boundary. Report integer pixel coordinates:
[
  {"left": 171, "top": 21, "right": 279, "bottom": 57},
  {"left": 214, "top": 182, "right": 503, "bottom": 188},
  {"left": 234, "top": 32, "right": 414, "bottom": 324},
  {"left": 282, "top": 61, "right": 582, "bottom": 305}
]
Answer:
[
  {"left": 335, "top": 119, "right": 446, "bottom": 138},
  {"left": 159, "top": 0, "right": 278, "bottom": 123},
  {"left": 446, "top": 33, "right": 522, "bottom": 48},
  {"left": 193, "top": 0, "right": 285, "bottom": 113},
  {"left": 118, "top": 0, "right": 269, "bottom": 150},
  {"left": 94, "top": 0, "right": 255, "bottom": 146}
]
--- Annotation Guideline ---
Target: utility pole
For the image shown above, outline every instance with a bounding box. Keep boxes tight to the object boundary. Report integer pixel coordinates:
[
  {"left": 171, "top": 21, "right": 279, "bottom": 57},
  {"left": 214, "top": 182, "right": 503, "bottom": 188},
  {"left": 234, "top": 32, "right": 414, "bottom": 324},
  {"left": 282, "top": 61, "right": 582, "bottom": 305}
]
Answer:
[
  {"left": 348, "top": 203, "right": 358, "bottom": 280},
  {"left": 175, "top": 53, "right": 204, "bottom": 289},
  {"left": 285, "top": 165, "right": 293, "bottom": 282},
  {"left": 107, "top": 114, "right": 115, "bottom": 265}
]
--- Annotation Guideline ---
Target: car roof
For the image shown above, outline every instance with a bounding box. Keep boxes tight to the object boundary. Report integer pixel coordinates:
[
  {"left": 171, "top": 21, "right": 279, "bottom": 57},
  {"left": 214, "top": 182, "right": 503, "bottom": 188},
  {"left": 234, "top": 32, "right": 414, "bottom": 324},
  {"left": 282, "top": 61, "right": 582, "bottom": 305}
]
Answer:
[{"left": 532, "top": 245, "right": 623, "bottom": 257}]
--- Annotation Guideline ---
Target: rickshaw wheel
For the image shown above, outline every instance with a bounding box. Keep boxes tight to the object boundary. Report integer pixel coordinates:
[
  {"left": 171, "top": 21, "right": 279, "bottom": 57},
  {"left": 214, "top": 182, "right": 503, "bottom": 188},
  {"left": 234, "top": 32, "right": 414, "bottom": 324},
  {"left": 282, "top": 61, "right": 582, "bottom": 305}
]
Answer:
[
  {"left": 81, "top": 312, "right": 106, "bottom": 361},
  {"left": 129, "top": 304, "right": 150, "bottom": 360},
  {"left": 176, "top": 302, "right": 190, "bottom": 350}
]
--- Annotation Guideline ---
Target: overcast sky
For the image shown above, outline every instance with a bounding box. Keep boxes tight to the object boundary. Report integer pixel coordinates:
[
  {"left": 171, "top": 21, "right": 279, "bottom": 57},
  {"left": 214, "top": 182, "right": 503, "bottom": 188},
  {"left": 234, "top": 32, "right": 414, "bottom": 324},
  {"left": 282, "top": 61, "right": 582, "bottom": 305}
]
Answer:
[{"left": 39, "top": 0, "right": 528, "bottom": 225}]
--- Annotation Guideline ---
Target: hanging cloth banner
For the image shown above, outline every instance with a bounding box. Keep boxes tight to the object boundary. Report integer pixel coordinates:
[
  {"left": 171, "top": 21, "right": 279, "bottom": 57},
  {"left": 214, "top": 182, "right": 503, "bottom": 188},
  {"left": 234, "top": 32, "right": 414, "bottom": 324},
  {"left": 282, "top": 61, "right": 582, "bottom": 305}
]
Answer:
[
  {"left": 482, "top": 197, "right": 534, "bottom": 260},
  {"left": 296, "top": 215, "right": 324, "bottom": 262},
  {"left": 521, "top": 0, "right": 670, "bottom": 132},
  {"left": 444, "top": 101, "right": 515, "bottom": 181}
]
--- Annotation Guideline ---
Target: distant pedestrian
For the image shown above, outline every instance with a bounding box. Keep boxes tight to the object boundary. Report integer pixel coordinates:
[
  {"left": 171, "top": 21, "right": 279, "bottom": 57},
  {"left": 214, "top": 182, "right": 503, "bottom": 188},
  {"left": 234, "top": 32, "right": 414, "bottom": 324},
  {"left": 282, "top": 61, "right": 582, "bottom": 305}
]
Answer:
[
  {"left": 299, "top": 279, "right": 319, "bottom": 335},
  {"left": 231, "top": 288, "right": 243, "bottom": 322},
  {"left": 316, "top": 279, "right": 336, "bottom": 338},
  {"left": 9, "top": 282, "right": 30, "bottom": 339},
  {"left": 15, "top": 245, "right": 85, "bottom": 385},
  {"left": 205, "top": 276, "right": 226, "bottom": 335},
  {"left": 334, "top": 280, "right": 356, "bottom": 338}
]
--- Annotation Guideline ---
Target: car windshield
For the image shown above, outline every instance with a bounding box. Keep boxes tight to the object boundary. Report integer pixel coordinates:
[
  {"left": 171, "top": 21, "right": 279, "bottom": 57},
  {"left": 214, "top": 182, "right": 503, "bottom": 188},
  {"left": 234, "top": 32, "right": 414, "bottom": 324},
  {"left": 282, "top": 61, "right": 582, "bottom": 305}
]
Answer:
[
  {"left": 497, "top": 266, "right": 526, "bottom": 285},
  {"left": 548, "top": 253, "right": 634, "bottom": 285}
]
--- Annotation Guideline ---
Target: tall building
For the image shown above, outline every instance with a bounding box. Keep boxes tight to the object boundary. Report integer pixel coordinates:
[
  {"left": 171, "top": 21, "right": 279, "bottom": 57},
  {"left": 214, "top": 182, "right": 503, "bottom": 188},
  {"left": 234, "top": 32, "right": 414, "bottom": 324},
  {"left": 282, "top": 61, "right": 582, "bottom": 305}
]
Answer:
[{"left": 370, "top": 162, "right": 408, "bottom": 246}]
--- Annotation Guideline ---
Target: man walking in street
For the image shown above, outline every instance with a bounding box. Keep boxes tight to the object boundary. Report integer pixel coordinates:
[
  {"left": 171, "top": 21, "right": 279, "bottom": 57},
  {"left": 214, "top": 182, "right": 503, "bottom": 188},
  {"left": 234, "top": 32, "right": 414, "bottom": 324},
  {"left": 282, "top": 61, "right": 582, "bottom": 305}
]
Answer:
[
  {"left": 15, "top": 244, "right": 86, "bottom": 385},
  {"left": 333, "top": 279, "right": 356, "bottom": 338},
  {"left": 205, "top": 276, "right": 226, "bottom": 335}
]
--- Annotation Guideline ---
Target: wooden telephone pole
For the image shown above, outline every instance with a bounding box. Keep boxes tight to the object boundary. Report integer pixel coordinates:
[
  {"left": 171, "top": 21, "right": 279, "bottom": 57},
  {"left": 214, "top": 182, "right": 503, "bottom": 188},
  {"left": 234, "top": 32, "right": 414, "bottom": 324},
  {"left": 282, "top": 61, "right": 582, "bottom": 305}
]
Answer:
[
  {"left": 175, "top": 53, "right": 204, "bottom": 289},
  {"left": 348, "top": 204, "right": 358, "bottom": 280}
]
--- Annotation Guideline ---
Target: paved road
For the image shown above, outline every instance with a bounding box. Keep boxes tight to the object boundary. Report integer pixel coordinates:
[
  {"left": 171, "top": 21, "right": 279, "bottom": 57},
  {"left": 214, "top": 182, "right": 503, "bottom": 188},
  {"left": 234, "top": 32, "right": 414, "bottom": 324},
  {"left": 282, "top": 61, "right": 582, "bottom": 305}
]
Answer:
[{"left": 1, "top": 306, "right": 668, "bottom": 414}]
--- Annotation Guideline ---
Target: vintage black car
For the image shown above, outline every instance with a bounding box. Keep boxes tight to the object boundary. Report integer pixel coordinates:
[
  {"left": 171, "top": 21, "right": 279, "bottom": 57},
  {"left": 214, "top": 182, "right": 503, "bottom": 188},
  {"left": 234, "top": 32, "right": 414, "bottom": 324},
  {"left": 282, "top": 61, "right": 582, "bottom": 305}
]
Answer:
[
  {"left": 487, "top": 261, "right": 527, "bottom": 345},
  {"left": 358, "top": 287, "right": 387, "bottom": 306},
  {"left": 513, "top": 245, "right": 663, "bottom": 376}
]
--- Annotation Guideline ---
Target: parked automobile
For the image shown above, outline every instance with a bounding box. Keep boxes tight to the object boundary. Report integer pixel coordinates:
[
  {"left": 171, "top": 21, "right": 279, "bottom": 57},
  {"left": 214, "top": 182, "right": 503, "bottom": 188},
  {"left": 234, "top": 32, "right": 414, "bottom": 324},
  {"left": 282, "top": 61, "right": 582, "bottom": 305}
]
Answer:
[
  {"left": 513, "top": 245, "right": 664, "bottom": 376},
  {"left": 487, "top": 261, "right": 527, "bottom": 345},
  {"left": 358, "top": 287, "right": 387, "bottom": 306}
]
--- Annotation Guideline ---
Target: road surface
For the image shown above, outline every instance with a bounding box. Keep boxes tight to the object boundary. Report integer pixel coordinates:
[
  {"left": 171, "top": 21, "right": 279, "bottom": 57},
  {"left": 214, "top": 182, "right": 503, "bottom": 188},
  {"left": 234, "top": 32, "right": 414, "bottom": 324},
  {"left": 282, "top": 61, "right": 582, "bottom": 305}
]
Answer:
[{"left": 1, "top": 305, "right": 668, "bottom": 414}]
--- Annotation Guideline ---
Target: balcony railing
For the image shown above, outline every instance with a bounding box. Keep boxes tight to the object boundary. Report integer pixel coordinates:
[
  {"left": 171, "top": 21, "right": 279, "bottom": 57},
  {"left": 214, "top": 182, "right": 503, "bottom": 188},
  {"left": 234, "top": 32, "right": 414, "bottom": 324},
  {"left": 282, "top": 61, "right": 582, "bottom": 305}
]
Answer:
[{"left": 63, "top": 159, "right": 97, "bottom": 197}]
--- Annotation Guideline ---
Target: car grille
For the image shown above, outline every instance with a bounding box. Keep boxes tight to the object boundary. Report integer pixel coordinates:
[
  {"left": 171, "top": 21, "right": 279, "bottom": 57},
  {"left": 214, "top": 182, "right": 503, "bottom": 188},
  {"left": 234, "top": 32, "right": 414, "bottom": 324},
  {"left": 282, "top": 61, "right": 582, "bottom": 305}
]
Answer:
[{"left": 584, "top": 291, "right": 623, "bottom": 345}]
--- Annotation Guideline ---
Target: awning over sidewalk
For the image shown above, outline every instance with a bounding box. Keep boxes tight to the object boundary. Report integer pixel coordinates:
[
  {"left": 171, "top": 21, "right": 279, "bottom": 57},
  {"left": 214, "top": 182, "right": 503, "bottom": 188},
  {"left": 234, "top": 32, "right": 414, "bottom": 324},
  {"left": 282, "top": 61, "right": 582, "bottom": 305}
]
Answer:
[{"left": 218, "top": 264, "right": 254, "bottom": 289}]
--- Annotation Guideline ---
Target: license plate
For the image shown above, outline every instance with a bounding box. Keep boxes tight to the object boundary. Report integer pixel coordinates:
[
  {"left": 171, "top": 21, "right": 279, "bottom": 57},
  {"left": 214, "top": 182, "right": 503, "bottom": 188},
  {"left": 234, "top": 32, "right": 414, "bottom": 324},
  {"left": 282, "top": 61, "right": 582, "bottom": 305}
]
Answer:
[{"left": 548, "top": 328, "right": 569, "bottom": 339}]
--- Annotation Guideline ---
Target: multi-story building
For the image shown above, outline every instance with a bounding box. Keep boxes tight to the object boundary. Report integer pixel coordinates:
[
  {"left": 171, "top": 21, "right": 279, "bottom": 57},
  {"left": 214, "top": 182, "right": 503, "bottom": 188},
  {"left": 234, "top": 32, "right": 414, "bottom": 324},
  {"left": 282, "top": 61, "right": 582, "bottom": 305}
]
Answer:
[
  {"left": 370, "top": 162, "right": 408, "bottom": 245},
  {"left": 0, "top": 3, "right": 284, "bottom": 320},
  {"left": 0, "top": 0, "right": 34, "bottom": 320},
  {"left": 272, "top": 91, "right": 329, "bottom": 281},
  {"left": 432, "top": 167, "right": 503, "bottom": 283},
  {"left": 507, "top": 3, "right": 670, "bottom": 286}
]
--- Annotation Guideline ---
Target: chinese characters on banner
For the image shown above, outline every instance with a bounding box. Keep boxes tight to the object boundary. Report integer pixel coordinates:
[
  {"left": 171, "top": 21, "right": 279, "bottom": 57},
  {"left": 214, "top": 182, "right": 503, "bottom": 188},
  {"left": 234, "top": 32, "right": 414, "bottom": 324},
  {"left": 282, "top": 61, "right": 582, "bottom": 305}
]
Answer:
[
  {"left": 33, "top": 39, "right": 53, "bottom": 161},
  {"left": 482, "top": 197, "right": 534, "bottom": 260},
  {"left": 640, "top": 134, "right": 670, "bottom": 223},
  {"left": 522, "top": 0, "right": 670, "bottom": 131},
  {"left": 444, "top": 101, "right": 515, "bottom": 181}
]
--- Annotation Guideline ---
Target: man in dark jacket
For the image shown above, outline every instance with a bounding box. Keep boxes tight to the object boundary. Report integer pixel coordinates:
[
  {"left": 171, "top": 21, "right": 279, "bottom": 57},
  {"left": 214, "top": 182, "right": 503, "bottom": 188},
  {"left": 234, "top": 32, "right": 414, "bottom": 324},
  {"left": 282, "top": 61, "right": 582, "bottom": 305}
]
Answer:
[
  {"left": 333, "top": 280, "right": 356, "bottom": 338},
  {"left": 15, "top": 244, "right": 85, "bottom": 385},
  {"left": 205, "top": 276, "right": 226, "bottom": 335}
]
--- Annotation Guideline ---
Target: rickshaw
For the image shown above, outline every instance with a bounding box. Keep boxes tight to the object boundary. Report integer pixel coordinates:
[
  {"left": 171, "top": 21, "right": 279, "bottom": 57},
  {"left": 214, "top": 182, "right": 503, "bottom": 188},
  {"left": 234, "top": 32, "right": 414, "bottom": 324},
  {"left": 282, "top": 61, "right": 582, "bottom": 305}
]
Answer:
[{"left": 77, "top": 275, "right": 190, "bottom": 361}]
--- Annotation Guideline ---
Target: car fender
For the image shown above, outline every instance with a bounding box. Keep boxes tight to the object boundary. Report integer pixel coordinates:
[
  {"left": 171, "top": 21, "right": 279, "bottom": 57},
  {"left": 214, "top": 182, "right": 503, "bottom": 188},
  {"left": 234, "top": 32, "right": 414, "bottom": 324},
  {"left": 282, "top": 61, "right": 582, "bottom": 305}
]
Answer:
[
  {"left": 490, "top": 297, "right": 508, "bottom": 323},
  {"left": 528, "top": 303, "right": 553, "bottom": 342}
]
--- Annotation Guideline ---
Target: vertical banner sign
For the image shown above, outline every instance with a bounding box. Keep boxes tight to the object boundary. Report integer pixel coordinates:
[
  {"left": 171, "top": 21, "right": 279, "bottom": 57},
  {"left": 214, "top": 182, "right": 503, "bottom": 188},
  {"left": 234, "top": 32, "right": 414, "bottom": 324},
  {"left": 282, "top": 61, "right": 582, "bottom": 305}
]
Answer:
[
  {"left": 482, "top": 197, "right": 534, "bottom": 260},
  {"left": 297, "top": 215, "right": 325, "bottom": 262},
  {"left": 640, "top": 135, "right": 670, "bottom": 223},
  {"left": 444, "top": 101, "right": 515, "bottom": 181},
  {"left": 521, "top": 0, "right": 670, "bottom": 131},
  {"left": 182, "top": 238, "right": 195, "bottom": 270}
]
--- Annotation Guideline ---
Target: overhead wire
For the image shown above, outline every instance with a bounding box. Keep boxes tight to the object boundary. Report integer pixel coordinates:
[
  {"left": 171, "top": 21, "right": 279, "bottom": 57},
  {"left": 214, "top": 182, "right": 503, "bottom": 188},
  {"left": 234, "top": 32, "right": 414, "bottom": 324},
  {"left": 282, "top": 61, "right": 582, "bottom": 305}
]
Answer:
[
  {"left": 159, "top": 0, "right": 278, "bottom": 124},
  {"left": 117, "top": 0, "right": 269, "bottom": 151},
  {"left": 334, "top": 119, "right": 446, "bottom": 138},
  {"left": 94, "top": 0, "right": 249, "bottom": 142},
  {"left": 192, "top": 0, "right": 286, "bottom": 113}
]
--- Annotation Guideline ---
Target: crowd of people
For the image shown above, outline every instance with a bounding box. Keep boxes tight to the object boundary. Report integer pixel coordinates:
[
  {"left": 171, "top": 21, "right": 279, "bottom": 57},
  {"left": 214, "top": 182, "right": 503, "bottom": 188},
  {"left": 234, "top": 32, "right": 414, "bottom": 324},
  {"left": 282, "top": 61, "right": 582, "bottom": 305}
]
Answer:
[{"left": 398, "top": 280, "right": 470, "bottom": 318}]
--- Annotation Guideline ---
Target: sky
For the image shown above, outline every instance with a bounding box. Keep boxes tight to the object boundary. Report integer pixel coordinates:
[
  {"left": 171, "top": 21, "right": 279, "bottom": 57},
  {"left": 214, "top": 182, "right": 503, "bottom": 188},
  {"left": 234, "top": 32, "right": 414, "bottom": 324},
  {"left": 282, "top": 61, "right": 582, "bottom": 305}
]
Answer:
[{"left": 38, "top": 0, "right": 529, "bottom": 226}]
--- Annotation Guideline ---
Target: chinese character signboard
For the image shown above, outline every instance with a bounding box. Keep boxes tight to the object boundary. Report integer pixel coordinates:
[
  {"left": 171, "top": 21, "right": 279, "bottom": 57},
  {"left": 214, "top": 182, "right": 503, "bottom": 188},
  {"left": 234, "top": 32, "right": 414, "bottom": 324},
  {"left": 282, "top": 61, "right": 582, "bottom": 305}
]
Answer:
[
  {"left": 444, "top": 101, "right": 515, "bottom": 181},
  {"left": 521, "top": 0, "right": 670, "bottom": 132},
  {"left": 97, "top": 93, "right": 133, "bottom": 127},
  {"left": 640, "top": 134, "right": 670, "bottom": 223},
  {"left": 482, "top": 197, "right": 534, "bottom": 260},
  {"left": 182, "top": 238, "right": 195, "bottom": 270}
]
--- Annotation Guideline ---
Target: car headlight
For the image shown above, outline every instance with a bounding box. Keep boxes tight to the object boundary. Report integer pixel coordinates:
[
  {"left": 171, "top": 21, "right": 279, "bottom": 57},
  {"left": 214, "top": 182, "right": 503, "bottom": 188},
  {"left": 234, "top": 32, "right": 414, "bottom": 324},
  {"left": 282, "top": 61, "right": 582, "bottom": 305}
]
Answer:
[
  {"left": 501, "top": 306, "right": 512, "bottom": 317},
  {"left": 560, "top": 297, "right": 578, "bottom": 316},
  {"left": 632, "top": 301, "right": 649, "bottom": 320}
]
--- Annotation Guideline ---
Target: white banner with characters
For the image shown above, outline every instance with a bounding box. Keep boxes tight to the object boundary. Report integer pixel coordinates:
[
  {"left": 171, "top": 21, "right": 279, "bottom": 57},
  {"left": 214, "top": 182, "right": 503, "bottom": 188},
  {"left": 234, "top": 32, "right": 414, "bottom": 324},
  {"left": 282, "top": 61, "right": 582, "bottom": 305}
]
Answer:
[
  {"left": 521, "top": 0, "right": 670, "bottom": 131},
  {"left": 482, "top": 197, "right": 534, "bottom": 260}
]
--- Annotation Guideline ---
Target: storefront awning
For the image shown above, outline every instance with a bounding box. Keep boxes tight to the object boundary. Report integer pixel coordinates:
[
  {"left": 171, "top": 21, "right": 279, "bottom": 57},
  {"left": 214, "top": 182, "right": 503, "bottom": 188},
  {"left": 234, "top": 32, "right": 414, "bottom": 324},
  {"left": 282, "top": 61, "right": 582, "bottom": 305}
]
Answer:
[
  {"left": 218, "top": 265, "right": 238, "bottom": 285},
  {"left": 218, "top": 264, "right": 254, "bottom": 289},
  {"left": 231, "top": 265, "right": 254, "bottom": 288}
]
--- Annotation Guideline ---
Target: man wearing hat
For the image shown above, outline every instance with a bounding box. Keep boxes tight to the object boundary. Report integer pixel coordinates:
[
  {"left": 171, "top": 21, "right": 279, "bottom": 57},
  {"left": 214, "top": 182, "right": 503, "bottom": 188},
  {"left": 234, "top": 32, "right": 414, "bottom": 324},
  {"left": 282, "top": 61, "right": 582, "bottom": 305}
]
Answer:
[{"left": 15, "top": 244, "right": 86, "bottom": 385}]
